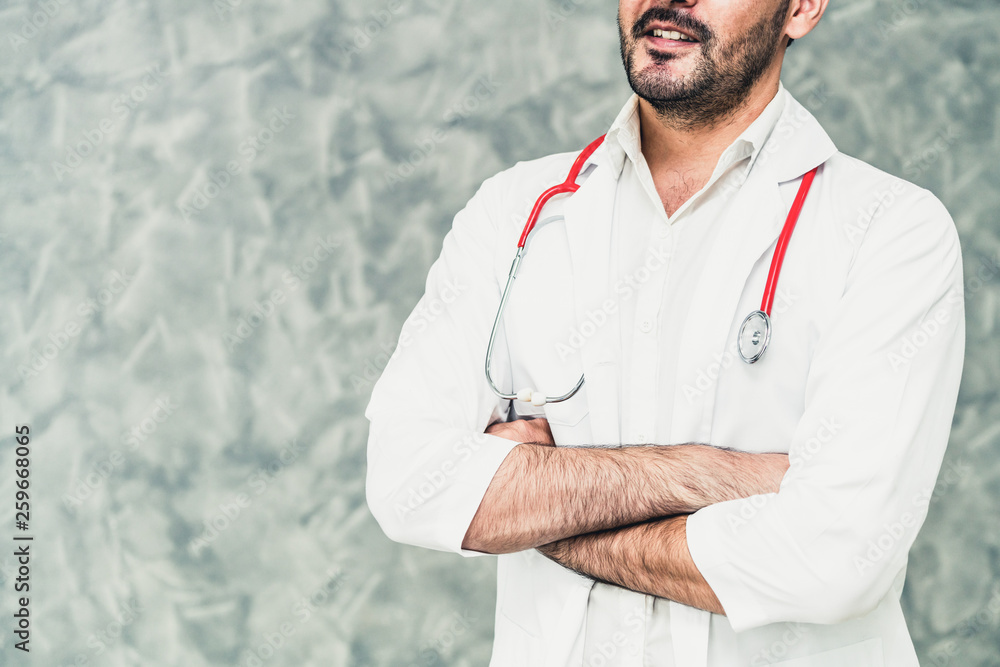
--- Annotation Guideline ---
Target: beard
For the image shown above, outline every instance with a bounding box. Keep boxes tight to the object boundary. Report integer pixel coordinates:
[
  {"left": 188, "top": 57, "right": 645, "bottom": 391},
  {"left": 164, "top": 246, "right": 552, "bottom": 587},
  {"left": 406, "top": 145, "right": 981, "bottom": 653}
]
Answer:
[{"left": 618, "top": 1, "right": 791, "bottom": 129}]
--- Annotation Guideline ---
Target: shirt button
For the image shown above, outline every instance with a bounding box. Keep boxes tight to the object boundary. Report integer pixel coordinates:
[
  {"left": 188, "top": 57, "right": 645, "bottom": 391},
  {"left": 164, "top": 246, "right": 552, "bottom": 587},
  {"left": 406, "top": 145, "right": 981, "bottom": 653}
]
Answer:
[
  {"left": 658, "top": 225, "right": 670, "bottom": 238},
  {"left": 636, "top": 433, "right": 648, "bottom": 444},
  {"left": 639, "top": 319, "right": 653, "bottom": 333}
]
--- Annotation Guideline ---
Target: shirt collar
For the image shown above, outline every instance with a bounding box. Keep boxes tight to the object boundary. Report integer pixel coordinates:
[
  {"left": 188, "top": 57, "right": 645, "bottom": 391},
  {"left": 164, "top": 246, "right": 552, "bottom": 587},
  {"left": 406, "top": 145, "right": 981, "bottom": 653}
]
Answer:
[{"left": 597, "top": 80, "right": 788, "bottom": 182}]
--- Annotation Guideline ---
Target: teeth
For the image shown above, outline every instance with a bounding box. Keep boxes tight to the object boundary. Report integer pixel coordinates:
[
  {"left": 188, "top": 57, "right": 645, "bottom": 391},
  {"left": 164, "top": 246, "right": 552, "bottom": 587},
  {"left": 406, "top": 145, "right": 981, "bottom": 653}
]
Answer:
[{"left": 651, "top": 29, "right": 695, "bottom": 42}]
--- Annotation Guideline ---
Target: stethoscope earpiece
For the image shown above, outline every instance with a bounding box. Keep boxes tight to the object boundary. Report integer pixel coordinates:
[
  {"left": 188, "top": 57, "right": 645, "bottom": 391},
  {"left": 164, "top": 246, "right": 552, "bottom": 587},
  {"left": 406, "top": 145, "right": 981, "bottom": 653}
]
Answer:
[{"left": 516, "top": 388, "right": 548, "bottom": 406}]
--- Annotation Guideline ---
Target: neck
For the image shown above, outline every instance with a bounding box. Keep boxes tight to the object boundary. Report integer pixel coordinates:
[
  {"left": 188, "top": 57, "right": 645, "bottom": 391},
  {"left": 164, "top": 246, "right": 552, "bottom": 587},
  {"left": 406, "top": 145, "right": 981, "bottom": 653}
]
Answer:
[{"left": 638, "top": 73, "right": 782, "bottom": 176}]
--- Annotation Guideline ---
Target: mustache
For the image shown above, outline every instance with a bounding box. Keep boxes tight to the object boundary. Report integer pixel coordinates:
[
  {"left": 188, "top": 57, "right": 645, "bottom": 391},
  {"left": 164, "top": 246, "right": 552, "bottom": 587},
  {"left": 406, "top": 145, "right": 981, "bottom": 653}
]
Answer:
[{"left": 631, "top": 7, "right": 711, "bottom": 43}]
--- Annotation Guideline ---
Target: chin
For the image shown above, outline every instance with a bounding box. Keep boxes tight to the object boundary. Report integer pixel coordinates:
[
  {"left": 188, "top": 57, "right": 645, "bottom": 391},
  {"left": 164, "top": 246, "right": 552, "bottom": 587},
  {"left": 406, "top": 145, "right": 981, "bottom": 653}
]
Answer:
[
  {"left": 639, "top": 50, "right": 697, "bottom": 72},
  {"left": 635, "top": 62, "right": 692, "bottom": 86}
]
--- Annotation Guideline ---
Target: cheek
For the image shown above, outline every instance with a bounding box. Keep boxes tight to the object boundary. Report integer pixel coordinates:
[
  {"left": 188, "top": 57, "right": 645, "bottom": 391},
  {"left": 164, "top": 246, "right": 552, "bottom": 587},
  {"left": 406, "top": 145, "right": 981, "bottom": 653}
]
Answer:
[
  {"left": 617, "top": 2, "right": 643, "bottom": 33},
  {"left": 704, "top": 2, "right": 755, "bottom": 35}
]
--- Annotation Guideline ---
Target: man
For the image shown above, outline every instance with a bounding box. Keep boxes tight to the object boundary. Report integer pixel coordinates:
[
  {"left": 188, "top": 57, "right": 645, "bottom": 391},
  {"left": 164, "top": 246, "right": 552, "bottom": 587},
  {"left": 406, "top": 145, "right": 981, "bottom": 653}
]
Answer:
[{"left": 365, "top": 0, "right": 965, "bottom": 664}]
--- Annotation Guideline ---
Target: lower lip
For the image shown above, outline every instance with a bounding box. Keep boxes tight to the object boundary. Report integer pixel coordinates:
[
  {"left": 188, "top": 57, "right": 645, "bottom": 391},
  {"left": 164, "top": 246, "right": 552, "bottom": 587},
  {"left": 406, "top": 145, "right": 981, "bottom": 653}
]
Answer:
[{"left": 644, "top": 34, "right": 700, "bottom": 50}]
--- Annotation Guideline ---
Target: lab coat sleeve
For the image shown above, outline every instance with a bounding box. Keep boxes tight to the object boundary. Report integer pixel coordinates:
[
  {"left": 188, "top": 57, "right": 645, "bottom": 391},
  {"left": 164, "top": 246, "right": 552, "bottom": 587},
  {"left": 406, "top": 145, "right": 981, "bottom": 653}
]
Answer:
[
  {"left": 685, "top": 187, "right": 966, "bottom": 631},
  {"left": 364, "top": 172, "right": 522, "bottom": 558}
]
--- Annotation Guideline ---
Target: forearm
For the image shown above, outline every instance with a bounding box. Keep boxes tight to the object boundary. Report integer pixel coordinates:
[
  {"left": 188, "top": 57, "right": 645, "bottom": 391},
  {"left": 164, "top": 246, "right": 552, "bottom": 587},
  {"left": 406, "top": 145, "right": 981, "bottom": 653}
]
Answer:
[
  {"left": 462, "top": 441, "right": 784, "bottom": 554},
  {"left": 536, "top": 515, "right": 725, "bottom": 615}
]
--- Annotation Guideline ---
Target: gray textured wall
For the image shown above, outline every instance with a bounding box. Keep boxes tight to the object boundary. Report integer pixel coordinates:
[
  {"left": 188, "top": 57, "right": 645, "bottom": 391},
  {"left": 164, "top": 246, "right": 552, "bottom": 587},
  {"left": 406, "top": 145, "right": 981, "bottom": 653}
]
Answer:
[{"left": 0, "top": 0, "right": 997, "bottom": 665}]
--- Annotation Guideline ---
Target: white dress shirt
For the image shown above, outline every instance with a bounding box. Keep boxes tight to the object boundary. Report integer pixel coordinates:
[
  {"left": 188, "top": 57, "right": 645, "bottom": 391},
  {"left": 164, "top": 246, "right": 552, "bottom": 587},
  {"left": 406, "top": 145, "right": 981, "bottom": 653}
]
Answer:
[{"left": 581, "top": 84, "right": 787, "bottom": 667}]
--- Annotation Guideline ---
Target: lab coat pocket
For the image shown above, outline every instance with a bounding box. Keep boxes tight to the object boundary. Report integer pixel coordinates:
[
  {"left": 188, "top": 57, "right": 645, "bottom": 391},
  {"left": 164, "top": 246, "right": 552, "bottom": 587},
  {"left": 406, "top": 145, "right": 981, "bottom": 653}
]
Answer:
[
  {"left": 498, "top": 551, "right": 543, "bottom": 638},
  {"left": 537, "top": 354, "right": 589, "bottom": 429},
  {"left": 767, "top": 636, "right": 883, "bottom": 666},
  {"left": 542, "top": 392, "right": 589, "bottom": 427},
  {"left": 490, "top": 613, "right": 542, "bottom": 666},
  {"left": 542, "top": 382, "right": 591, "bottom": 448}
]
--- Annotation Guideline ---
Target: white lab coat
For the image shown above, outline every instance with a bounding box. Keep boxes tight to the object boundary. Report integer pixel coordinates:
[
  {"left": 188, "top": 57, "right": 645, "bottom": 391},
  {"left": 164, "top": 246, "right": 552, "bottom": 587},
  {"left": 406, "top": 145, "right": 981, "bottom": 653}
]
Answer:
[{"left": 365, "top": 89, "right": 965, "bottom": 666}]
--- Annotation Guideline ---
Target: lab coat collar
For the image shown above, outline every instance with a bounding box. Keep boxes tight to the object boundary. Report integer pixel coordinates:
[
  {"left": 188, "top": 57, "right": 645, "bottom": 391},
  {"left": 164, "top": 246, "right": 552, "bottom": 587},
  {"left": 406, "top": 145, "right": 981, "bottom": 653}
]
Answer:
[{"left": 583, "top": 81, "right": 837, "bottom": 187}]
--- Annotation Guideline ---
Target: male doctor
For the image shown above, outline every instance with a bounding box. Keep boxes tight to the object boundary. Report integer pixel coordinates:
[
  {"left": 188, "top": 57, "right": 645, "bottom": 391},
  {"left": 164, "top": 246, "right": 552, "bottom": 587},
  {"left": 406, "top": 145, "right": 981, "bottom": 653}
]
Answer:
[{"left": 365, "top": 0, "right": 966, "bottom": 665}]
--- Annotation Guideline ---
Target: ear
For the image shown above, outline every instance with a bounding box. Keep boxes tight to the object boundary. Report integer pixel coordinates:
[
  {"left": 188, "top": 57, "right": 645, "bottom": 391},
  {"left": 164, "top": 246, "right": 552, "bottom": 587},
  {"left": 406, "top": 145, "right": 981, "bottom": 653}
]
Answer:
[{"left": 786, "top": 0, "right": 829, "bottom": 41}]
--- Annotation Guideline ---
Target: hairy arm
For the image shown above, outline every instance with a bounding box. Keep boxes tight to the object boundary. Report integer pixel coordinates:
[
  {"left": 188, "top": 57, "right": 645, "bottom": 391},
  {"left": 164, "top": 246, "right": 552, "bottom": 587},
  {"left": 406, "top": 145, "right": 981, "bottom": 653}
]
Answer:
[
  {"left": 528, "top": 190, "right": 967, "bottom": 627},
  {"left": 536, "top": 515, "right": 724, "bottom": 614},
  {"left": 461, "top": 418, "right": 787, "bottom": 554}
]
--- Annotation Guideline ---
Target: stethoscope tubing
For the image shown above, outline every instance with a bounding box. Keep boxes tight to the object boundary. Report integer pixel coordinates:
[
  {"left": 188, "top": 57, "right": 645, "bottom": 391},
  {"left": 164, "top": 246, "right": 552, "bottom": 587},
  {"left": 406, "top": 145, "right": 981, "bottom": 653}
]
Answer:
[
  {"left": 517, "top": 135, "right": 607, "bottom": 248},
  {"left": 485, "top": 136, "right": 607, "bottom": 405},
  {"left": 485, "top": 136, "right": 820, "bottom": 401},
  {"left": 737, "top": 165, "right": 819, "bottom": 364},
  {"left": 760, "top": 166, "right": 818, "bottom": 315}
]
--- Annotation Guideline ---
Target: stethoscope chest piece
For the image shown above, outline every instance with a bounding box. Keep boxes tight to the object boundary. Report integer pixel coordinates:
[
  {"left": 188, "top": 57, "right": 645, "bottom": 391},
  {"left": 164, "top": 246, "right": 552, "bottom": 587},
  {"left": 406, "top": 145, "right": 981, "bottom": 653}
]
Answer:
[{"left": 738, "top": 309, "right": 771, "bottom": 364}]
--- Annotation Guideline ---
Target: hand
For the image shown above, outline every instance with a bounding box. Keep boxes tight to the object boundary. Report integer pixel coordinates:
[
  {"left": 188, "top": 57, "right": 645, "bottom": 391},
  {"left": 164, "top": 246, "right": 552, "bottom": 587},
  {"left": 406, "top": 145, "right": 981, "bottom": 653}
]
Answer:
[{"left": 485, "top": 417, "right": 556, "bottom": 446}]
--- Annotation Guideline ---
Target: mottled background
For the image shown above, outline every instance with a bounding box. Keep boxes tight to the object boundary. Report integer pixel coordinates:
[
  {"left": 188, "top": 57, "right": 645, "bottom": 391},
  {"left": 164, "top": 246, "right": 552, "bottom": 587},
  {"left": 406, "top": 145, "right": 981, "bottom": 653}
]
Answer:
[{"left": 0, "top": 0, "right": 997, "bottom": 665}]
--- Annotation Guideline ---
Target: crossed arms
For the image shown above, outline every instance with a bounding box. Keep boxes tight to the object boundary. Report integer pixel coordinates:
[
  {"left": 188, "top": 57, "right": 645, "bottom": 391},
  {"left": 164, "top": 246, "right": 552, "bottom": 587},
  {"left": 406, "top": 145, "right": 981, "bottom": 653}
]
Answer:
[
  {"left": 365, "top": 174, "right": 965, "bottom": 631},
  {"left": 461, "top": 417, "right": 789, "bottom": 615}
]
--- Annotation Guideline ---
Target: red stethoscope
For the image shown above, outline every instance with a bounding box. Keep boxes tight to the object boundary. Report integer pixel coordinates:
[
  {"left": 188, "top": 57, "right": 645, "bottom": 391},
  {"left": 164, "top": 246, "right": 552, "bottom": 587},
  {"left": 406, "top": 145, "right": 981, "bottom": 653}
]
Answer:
[{"left": 485, "top": 135, "right": 818, "bottom": 405}]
